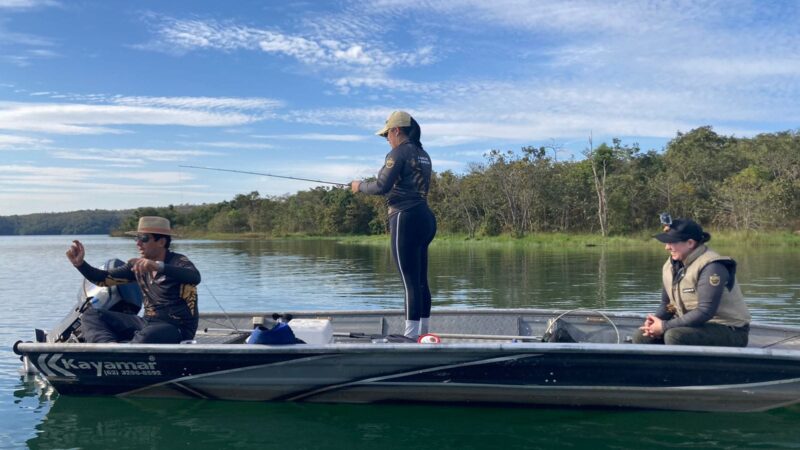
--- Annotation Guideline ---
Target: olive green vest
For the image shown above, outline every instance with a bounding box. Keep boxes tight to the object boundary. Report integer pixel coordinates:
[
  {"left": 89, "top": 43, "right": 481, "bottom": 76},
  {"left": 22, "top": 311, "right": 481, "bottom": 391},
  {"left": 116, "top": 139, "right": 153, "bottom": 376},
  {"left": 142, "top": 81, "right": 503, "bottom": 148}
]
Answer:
[{"left": 661, "top": 245, "right": 750, "bottom": 327}]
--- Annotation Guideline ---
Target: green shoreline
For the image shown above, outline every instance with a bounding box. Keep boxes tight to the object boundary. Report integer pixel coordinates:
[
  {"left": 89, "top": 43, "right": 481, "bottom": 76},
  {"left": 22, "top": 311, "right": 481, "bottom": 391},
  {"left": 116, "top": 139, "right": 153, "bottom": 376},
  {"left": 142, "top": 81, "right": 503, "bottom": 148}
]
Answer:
[{"left": 165, "top": 230, "right": 800, "bottom": 248}]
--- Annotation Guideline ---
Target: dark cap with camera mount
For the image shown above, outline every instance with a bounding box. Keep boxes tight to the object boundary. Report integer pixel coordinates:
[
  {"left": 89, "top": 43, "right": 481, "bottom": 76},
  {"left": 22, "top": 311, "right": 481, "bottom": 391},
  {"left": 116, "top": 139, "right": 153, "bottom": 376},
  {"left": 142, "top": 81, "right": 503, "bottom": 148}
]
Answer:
[{"left": 654, "top": 218, "right": 711, "bottom": 244}]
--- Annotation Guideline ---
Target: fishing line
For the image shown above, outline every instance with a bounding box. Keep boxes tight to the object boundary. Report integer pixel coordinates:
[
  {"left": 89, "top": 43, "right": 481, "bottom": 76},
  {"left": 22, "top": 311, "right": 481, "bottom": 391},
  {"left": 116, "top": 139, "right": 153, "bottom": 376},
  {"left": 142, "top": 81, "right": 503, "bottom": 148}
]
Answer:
[
  {"left": 179, "top": 165, "right": 347, "bottom": 187},
  {"left": 761, "top": 333, "right": 800, "bottom": 349},
  {"left": 202, "top": 284, "right": 240, "bottom": 333}
]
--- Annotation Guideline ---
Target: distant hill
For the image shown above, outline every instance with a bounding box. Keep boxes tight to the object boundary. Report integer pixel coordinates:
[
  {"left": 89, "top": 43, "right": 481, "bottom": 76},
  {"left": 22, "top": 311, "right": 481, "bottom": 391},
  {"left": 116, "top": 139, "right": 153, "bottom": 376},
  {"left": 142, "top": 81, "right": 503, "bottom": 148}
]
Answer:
[{"left": 0, "top": 209, "right": 132, "bottom": 235}]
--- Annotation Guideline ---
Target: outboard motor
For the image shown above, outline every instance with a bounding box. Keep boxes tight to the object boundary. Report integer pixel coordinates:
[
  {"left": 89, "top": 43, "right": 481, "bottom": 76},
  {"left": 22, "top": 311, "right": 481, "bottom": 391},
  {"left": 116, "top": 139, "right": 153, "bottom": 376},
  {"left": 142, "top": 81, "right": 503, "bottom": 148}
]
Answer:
[
  {"left": 78, "top": 259, "right": 142, "bottom": 314},
  {"left": 44, "top": 258, "right": 143, "bottom": 343}
]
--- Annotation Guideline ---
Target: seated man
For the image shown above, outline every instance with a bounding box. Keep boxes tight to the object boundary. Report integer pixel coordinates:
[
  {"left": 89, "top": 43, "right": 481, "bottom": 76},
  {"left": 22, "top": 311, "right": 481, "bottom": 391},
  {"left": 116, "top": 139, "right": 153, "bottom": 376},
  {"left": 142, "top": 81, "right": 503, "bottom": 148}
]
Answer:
[
  {"left": 634, "top": 214, "right": 750, "bottom": 347},
  {"left": 66, "top": 216, "right": 200, "bottom": 343}
]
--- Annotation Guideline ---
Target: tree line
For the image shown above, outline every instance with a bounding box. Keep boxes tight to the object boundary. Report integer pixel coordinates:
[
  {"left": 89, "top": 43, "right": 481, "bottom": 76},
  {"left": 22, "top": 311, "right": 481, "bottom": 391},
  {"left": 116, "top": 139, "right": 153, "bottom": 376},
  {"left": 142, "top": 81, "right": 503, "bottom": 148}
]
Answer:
[
  {"left": 0, "top": 210, "right": 130, "bottom": 235},
  {"left": 119, "top": 126, "right": 800, "bottom": 237},
  {"left": 2, "top": 127, "right": 797, "bottom": 237}
]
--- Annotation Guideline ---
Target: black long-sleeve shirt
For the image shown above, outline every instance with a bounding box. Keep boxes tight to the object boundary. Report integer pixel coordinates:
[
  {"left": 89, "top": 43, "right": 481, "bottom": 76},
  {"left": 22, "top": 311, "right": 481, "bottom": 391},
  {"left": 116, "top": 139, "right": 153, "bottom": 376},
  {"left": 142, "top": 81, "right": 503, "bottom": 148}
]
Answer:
[
  {"left": 77, "top": 251, "right": 200, "bottom": 336},
  {"left": 655, "top": 261, "right": 731, "bottom": 330},
  {"left": 358, "top": 141, "right": 432, "bottom": 214}
]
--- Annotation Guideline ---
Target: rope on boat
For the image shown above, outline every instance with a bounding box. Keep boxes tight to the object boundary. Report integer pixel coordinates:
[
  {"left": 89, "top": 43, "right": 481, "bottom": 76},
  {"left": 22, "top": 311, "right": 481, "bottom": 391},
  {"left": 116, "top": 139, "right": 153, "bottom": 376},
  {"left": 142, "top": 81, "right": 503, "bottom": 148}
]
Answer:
[{"left": 542, "top": 308, "right": 621, "bottom": 344}]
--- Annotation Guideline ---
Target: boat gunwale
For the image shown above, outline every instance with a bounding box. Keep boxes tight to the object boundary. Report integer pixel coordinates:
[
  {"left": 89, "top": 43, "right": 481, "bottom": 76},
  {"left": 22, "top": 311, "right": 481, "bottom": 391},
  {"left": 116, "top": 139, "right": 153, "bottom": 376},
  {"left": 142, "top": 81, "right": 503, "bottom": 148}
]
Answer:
[{"left": 14, "top": 340, "right": 800, "bottom": 362}]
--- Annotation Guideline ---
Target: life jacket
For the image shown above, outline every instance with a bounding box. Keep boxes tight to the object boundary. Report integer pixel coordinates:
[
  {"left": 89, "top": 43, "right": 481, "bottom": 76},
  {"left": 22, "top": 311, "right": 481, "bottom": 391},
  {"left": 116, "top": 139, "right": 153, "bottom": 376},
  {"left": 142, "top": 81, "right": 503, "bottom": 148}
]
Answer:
[{"left": 661, "top": 245, "right": 750, "bottom": 327}]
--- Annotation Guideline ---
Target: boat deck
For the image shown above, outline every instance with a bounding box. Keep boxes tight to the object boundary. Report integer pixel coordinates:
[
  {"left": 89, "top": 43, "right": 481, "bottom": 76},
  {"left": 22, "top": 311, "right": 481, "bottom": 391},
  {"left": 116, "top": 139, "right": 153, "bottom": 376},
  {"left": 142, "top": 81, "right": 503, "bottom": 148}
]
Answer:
[{"left": 192, "top": 308, "right": 800, "bottom": 350}]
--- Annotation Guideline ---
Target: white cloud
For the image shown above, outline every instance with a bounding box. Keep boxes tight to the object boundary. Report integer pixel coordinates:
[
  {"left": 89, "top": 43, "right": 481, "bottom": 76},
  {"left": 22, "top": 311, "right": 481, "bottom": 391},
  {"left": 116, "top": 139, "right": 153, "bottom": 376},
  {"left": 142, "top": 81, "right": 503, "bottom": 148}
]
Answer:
[
  {"left": 0, "top": 0, "right": 59, "bottom": 10},
  {"left": 0, "top": 164, "right": 94, "bottom": 181},
  {"left": 110, "top": 95, "right": 283, "bottom": 111},
  {"left": 0, "top": 26, "right": 55, "bottom": 47},
  {"left": 672, "top": 58, "right": 800, "bottom": 79},
  {"left": 287, "top": 107, "right": 393, "bottom": 127},
  {"left": 0, "top": 14, "right": 59, "bottom": 68},
  {"left": 139, "top": 15, "right": 435, "bottom": 79},
  {"left": 116, "top": 171, "right": 196, "bottom": 184},
  {"left": 51, "top": 148, "right": 221, "bottom": 164},
  {"left": 0, "top": 133, "right": 50, "bottom": 149},
  {"left": 0, "top": 101, "right": 260, "bottom": 135},
  {"left": 252, "top": 133, "right": 366, "bottom": 142},
  {"left": 331, "top": 76, "right": 434, "bottom": 94},
  {"left": 189, "top": 141, "right": 274, "bottom": 150}
]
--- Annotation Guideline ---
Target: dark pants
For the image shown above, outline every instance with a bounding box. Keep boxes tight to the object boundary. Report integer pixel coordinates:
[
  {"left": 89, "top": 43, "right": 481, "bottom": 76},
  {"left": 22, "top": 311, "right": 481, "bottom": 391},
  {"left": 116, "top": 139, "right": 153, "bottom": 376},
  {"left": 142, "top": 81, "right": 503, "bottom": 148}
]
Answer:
[
  {"left": 633, "top": 322, "right": 749, "bottom": 347},
  {"left": 80, "top": 308, "right": 184, "bottom": 344},
  {"left": 389, "top": 204, "right": 437, "bottom": 321}
]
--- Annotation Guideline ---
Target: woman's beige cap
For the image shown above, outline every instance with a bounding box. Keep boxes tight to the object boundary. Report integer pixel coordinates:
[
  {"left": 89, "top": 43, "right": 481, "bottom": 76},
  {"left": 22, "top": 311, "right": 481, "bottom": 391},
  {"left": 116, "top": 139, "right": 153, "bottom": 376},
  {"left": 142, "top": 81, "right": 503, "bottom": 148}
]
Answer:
[
  {"left": 125, "top": 216, "right": 174, "bottom": 236},
  {"left": 375, "top": 110, "right": 412, "bottom": 136}
]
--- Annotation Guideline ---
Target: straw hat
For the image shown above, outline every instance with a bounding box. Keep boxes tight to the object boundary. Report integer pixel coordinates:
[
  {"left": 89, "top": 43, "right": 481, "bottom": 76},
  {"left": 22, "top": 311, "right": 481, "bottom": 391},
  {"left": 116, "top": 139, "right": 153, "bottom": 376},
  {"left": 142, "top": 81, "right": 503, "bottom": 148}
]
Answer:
[{"left": 124, "top": 216, "right": 174, "bottom": 236}]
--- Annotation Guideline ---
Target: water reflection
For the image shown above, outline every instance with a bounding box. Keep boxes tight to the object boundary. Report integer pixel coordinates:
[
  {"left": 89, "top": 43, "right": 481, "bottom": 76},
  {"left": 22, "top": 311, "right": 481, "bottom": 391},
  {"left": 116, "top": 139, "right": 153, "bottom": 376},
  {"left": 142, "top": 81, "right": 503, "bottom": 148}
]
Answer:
[{"left": 26, "top": 395, "right": 800, "bottom": 450}]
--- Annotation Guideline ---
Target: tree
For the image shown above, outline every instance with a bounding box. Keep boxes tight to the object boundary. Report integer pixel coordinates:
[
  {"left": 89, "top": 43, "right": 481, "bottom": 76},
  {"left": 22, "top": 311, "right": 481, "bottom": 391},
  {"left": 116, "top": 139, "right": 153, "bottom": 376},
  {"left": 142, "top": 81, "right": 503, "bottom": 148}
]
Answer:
[
  {"left": 231, "top": 191, "right": 262, "bottom": 233},
  {"left": 584, "top": 137, "right": 610, "bottom": 236},
  {"left": 662, "top": 126, "right": 744, "bottom": 222},
  {"left": 207, "top": 208, "right": 248, "bottom": 233},
  {"left": 714, "top": 167, "right": 773, "bottom": 230},
  {"left": 430, "top": 170, "right": 482, "bottom": 237},
  {"left": 483, "top": 147, "right": 549, "bottom": 237}
]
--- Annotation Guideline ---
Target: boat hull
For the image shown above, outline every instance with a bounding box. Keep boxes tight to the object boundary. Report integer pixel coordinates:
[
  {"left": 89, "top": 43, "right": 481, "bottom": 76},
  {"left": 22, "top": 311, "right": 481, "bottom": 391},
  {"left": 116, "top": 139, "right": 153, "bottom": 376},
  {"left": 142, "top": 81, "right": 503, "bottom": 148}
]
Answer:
[{"left": 15, "top": 340, "right": 800, "bottom": 412}]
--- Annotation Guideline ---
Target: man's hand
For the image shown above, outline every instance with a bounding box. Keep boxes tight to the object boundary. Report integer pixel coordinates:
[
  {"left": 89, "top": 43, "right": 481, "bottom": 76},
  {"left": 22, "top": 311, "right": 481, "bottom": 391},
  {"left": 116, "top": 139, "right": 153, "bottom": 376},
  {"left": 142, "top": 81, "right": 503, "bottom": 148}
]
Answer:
[
  {"left": 66, "top": 240, "right": 85, "bottom": 267},
  {"left": 639, "top": 314, "right": 665, "bottom": 338},
  {"left": 129, "top": 258, "right": 159, "bottom": 275},
  {"left": 350, "top": 180, "right": 361, "bottom": 193}
]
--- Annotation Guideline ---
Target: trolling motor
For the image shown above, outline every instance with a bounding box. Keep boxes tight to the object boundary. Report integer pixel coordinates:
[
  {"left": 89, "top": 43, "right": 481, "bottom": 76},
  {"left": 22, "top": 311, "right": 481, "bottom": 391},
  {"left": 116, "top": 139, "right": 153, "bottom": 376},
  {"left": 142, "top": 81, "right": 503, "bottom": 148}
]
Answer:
[{"left": 38, "top": 258, "right": 143, "bottom": 343}]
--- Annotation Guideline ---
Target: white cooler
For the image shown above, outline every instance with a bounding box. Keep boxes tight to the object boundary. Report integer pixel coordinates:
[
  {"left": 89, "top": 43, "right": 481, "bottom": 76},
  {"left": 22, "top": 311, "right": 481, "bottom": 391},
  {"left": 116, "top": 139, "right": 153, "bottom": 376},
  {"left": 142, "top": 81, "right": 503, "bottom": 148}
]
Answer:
[{"left": 289, "top": 319, "right": 333, "bottom": 344}]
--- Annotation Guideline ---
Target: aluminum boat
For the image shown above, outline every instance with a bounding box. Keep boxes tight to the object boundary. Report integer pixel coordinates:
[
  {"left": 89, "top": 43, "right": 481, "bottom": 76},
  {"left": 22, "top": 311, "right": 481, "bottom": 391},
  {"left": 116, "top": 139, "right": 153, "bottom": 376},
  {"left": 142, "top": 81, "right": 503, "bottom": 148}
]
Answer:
[{"left": 14, "top": 308, "right": 800, "bottom": 412}]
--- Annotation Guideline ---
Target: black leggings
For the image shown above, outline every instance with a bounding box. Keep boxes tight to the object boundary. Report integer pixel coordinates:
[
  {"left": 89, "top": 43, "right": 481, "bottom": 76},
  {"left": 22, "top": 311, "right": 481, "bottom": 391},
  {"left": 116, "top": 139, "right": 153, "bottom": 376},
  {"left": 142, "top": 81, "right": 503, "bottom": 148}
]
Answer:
[{"left": 389, "top": 204, "right": 437, "bottom": 321}]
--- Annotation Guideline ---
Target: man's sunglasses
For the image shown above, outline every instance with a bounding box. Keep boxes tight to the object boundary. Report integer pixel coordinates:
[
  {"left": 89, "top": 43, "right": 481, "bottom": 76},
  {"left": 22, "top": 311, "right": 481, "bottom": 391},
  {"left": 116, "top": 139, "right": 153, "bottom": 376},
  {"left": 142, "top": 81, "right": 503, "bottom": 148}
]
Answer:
[{"left": 134, "top": 234, "right": 153, "bottom": 243}]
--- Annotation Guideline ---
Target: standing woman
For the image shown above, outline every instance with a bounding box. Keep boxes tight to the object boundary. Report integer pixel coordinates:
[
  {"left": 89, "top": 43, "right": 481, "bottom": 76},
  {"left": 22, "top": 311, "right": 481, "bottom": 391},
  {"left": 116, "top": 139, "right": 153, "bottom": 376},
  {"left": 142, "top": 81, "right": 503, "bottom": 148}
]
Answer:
[{"left": 351, "top": 111, "right": 437, "bottom": 340}]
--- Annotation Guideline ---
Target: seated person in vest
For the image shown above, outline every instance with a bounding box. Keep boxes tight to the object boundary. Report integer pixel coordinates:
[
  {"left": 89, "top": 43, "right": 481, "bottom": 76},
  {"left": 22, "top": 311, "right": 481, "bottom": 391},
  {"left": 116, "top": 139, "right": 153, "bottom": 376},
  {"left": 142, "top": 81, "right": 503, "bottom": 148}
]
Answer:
[
  {"left": 634, "top": 215, "right": 750, "bottom": 347},
  {"left": 66, "top": 216, "right": 201, "bottom": 343}
]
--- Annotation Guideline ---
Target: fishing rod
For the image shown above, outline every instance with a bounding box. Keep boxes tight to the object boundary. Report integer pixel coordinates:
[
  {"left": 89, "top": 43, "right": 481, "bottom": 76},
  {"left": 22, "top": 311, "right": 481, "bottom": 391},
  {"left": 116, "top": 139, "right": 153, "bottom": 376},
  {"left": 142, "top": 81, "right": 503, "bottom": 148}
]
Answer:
[{"left": 179, "top": 165, "right": 348, "bottom": 187}]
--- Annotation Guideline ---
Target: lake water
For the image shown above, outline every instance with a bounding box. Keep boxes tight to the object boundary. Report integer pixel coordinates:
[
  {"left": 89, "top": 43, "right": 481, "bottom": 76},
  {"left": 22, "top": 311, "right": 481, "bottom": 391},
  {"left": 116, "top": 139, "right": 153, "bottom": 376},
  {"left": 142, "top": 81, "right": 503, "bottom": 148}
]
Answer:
[{"left": 2, "top": 235, "right": 799, "bottom": 449}]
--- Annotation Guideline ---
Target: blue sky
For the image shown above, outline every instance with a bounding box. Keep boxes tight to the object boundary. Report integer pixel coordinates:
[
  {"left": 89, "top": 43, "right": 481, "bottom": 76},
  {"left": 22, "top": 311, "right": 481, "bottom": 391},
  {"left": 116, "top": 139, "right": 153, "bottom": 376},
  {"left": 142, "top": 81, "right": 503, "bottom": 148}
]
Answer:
[{"left": 1, "top": 0, "right": 798, "bottom": 215}]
